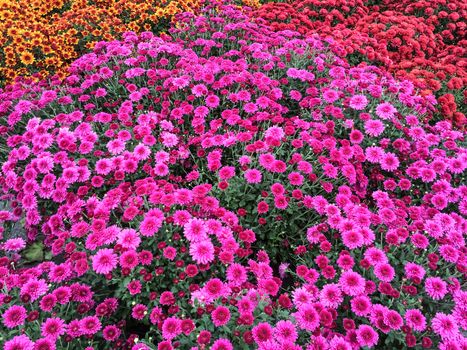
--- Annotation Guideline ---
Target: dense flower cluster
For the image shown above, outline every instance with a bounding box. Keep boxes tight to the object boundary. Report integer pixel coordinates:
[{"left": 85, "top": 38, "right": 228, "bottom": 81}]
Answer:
[
  {"left": 253, "top": 0, "right": 466, "bottom": 127},
  {"left": 0, "top": 1, "right": 466, "bottom": 350},
  {"left": 0, "top": 0, "right": 261, "bottom": 87}
]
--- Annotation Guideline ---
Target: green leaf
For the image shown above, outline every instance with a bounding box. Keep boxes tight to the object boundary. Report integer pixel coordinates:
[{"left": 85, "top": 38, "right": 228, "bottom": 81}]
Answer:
[{"left": 23, "top": 242, "right": 44, "bottom": 262}]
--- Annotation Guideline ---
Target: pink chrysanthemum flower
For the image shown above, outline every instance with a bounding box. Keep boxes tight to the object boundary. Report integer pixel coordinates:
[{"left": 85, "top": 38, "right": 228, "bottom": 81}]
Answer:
[
  {"left": 160, "top": 131, "right": 178, "bottom": 148},
  {"left": 91, "top": 249, "right": 118, "bottom": 275},
  {"left": 364, "top": 119, "right": 385, "bottom": 136},
  {"left": 351, "top": 295, "right": 372, "bottom": 316},
  {"left": 373, "top": 263, "right": 395, "bottom": 282},
  {"left": 432, "top": 313, "right": 459, "bottom": 340},
  {"left": 226, "top": 263, "right": 247, "bottom": 286},
  {"left": 349, "top": 94, "right": 368, "bottom": 110},
  {"left": 3, "top": 237, "right": 26, "bottom": 251},
  {"left": 183, "top": 218, "right": 208, "bottom": 242},
  {"left": 265, "top": 126, "right": 285, "bottom": 141},
  {"left": 211, "top": 339, "right": 233, "bottom": 350},
  {"left": 339, "top": 271, "right": 366, "bottom": 296},
  {"left": 41, "top": 317, "right": 67, "bottom": 339},
  {"left": 384, "top": 310, "right": 403, "bottom": 330},
  {"left": 376, "top": 102, "right": 397, "bottom": 119},
  {"left": 189, "top": 240, "right": 214, "bottom": 264},
  {"left": 107, "top": 139, "right": 125, "bottom": 155},
  {"left": 320, "top": 284, "right": 343, "bottom": 309},
  {"left": 3, "top": 335, "right": 34, "bottom": 350},
  {"left": 244, "top": 169, "right": 262, "bottom": 184},
  {"left": 252, "top": 322, "right": 274, "bottom": 344},
  {"left": 212, "top": 306, "right": 231, "bottom": 327},
  {"left": 119, "top": 250, "right": 139, "bottom": 269},
  {"left": 34, "top": 338, "right": 55, "bottom": 350},
  {"left": 273, "top": 320, "right": 298, "bottom": 344},
  {"left": 103, "top": 325, "right": 121, "bottom": 341},
  {"left": 356, "top": 325, "right": 379, "bottom": 348},
  {"left": 405, "top": 309, "right": 427, "bottom": 332},
  {"left": 131, "top": 304, "right": 148, "bottom": 321},
  {"left": 2, "top": 305, "right": 27, "bottom": 328},
  {"left": 117, "top": 228, "right": 141, "bottom": 250},
  {"left": 365, "top": 146, "right": 384, "bottom": 163},
  {"left": 322, "top": 89, "right": 339, "bottom": 103},
  {"left": 80, "top": 316, "right": 102, "bottom": 335},
  {"left": 139, "top": 215, "right": 163, "bottom": 237},
  {"left": 20, "top": 278, "right": 48, "bottom": 302},
  {"left": 380, "top": 152, "right": 400, "bottom": 171},
  {"left": 341, "top": 230, "right": 364, "bottom": 249},
  {"left": 162, "top": 317, "right": 182, "bottom": 340},
  {"left": 404, "top": 263, "right": 426, "bottom": 281},
  {"left": 205, "top": 95, "right": 220, "bottom": 108},
  {"left": 425, "top": 277, "right": 448, "bottom": 300},
  {"left": 295, "top": 304, "right": 320, "bottom": 331}
]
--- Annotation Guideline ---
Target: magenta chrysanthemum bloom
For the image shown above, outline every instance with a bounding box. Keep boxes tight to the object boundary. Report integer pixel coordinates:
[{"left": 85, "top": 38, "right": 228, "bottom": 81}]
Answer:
[
  {"left": 432, "top": 313, "right": 459, "bottom": 340},
  {"left": 349, "top": 94, "right": 368, "bottom": 110},
  {"left": 211, "top": 306, "right": 231, "bottom": 327},
  {"left": 341, "top": 230, "right": 363, "bottom": 249},
  {"left": 183, "top": 218, "right": 207, "bottom": 242},
  {"left": 80, "top": 316, "right": 102, "bottom": 335},
  {"left": 252, "top": 322, "right": 273, "bottom": 343},
  {"left": 211, "top": 339, "right": 233, "bottom": 350},
  {"left": 425, "top": 277, "right": 448, "bottom": 300},
  {"left": 320, "top": 284, "right": 343, "bottom": 309},
  {"left": 439, "top": 244, "right": 460, "bottom": 263},
  {"left": 117, "top": 228, "right": 140, "bottom": 249},
  {"left": 292, "top": 287, "right": 313, "bottom": 308},
  {"left": 41, "top": 317, "right": 67, "bottom": 338},
  {"left": 273, "top": 320, "right": 298, "bottom": 344},
  {"left": 91, "top": 248, "right": 118, "bottom": 275},
  {"left": 329, "top": 336, "right": 352, "bottom": 350},
  {"left": 205, "top": 94, "right": 220, "bottom": 108},
  {"left": 244, "top": 169, "right": 262, "bottom": 184},
  {"left": 3, "top": 237, "right": 26, "bottom": 251},
  {"left": 356, "top": 325, "right": 379, "bottom": 348},
  {"left": 431, "top": 194, "right": 448, "bottom": 210},
  {"left": 364, "top": 119, "right": 385, "bottom": 136},
  {"left": 351, "top": 295, "right": 372, "bottom": 316},
  {"left": 161, "top": 132, "right": 179, "bottom": 147},
  {"left": 139, "top": 214, "right": 163, "bottom": 237},
  {"left": 20, "top": 278, "right": 48, "bottom": 302},
  {"left": 34, "top": 338, "right": 55, "bottom": 350},
  {"left": 103, "top": 325, "right": 121, "bottom": 341},
  {"left": 295, "top": 304, "right": 320, "bottom": 331},
  {"left": 404, "top": 263, "right": 426, "bottom": 281},
  {"left": 131, "top": 304, "right": 148, "bottom": 321},
  {"left": 365, "top": 146, "right": 384, "bottom": 163},
  {"left": 405, "top": 309, "right": 427, "bottom": 332},
  {"left": 189, "top": 240, "right": 214, "bottom": 264},
  {"left": 288, "top": 172, "right": 304, "bottom": 186},
  {"left": 322, "top": 89, "right": 339, "bottom": 103},
  {"left": 339, "top": 271, "right": 366, "bottom": 296},
  {"left": 107, "top": 139, "right": 125, "bottom": 155},
  {"left": 380, "top": 152, "right": 400, "bottom": 171},
  {"left": 133, "top": 144, "right": 150, "bottom": 161},
  {"left": 162, "top": 317, "right": 182, "bottom": 340},
  {"left": 2, "top": 305, "right": 27, "bottom": 328},
  {"left": 265, "top": 126, "right": 284, "bottom": 141},
  {"left": 376, "top": 102, "right": 397, "bottom": 119},
  {"left": 373, "top": 263, "right": 395, "bottom": 282},
  {"left": 384, "top": 310, "right": 403, "bottom": 330},
  {"left": 226, "top": 263, "right": 247, "bottom": 286},
  {"left": 3, "top": 335, "right": 34, "bottom": 350}
]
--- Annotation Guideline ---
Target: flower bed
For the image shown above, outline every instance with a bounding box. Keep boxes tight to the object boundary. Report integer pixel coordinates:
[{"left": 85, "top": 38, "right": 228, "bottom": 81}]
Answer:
[
  {"left": 0, "top": 1, "right": 466, "bottom": 350},
  {"left": 253, "top": 0, "right": 466, "bottom": 128},
  {"left": 0, "top": 0, "right": 261, "bottom": 87}
]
